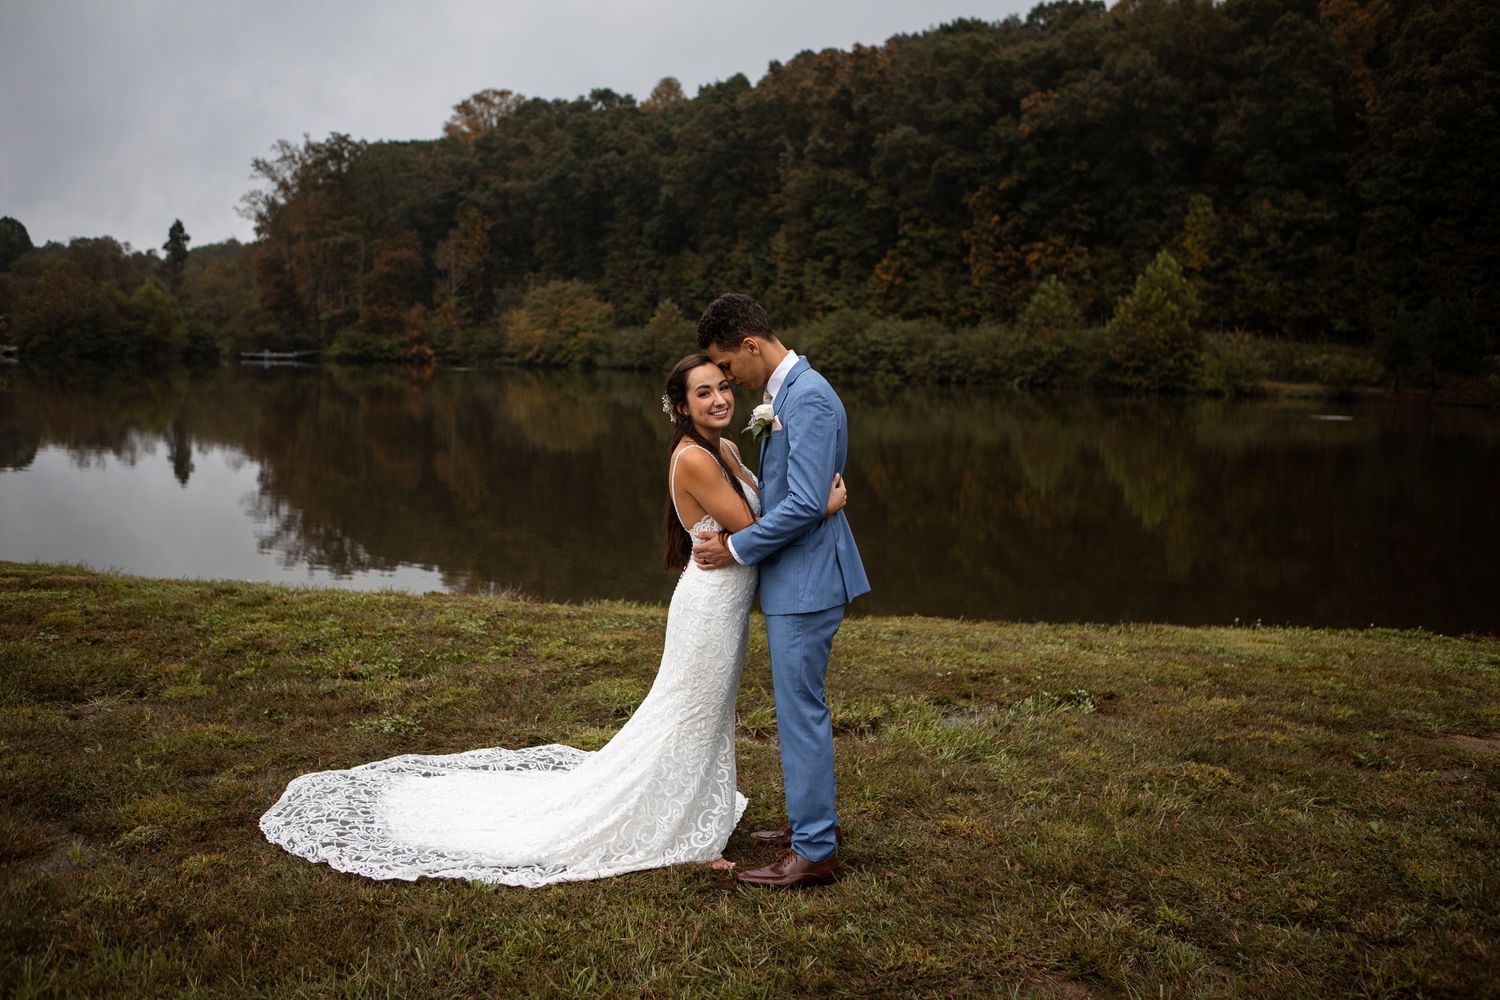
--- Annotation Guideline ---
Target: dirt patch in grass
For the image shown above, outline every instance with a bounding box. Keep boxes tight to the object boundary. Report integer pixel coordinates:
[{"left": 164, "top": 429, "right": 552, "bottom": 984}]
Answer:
[
  {"left": 1435, "top": 731, "right": 1500, "bottom": 753},
  {"left": 0, "top": 816, "right": 83, "bottom": 888}
]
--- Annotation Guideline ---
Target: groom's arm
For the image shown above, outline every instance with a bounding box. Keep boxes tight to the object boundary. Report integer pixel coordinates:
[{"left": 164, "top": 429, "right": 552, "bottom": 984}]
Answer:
[{"left": 724, "top": 390, "right": 839, "bottom": 567}]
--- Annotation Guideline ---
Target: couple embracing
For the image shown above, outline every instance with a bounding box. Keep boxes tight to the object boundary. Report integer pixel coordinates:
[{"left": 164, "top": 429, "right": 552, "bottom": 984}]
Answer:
[{"left": 261, "top": 293, "right": 870, "bottom": 888}]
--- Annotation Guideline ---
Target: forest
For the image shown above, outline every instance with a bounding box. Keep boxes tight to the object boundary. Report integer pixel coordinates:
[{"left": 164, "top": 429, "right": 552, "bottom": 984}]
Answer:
[{"left": 0, "top": 0, "right": 1495, "bottom": 391}]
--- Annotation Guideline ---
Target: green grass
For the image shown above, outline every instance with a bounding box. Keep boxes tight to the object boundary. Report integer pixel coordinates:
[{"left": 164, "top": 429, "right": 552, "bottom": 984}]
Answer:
[{"left": 1, "top": 561, "right": 1497, "bottom": 998}]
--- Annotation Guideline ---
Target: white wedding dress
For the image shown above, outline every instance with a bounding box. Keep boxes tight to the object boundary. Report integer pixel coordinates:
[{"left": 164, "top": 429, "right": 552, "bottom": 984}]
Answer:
[{"left": 259, "top": 447, "right": 759, "bottom": 887}]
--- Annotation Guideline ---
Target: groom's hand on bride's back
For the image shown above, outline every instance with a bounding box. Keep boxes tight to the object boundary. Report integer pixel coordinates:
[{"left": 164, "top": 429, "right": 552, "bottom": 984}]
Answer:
[{"left": 692, "top": 530, "right": 735, "bottom": 570}]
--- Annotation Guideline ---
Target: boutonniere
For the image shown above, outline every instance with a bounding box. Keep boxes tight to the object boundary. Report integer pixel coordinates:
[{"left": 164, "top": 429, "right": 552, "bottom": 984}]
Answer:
[{"left": 745, "top": 402, "right": 775, "bottom": 442}]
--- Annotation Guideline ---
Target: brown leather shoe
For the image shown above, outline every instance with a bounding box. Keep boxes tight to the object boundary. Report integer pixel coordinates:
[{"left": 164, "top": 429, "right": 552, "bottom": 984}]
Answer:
[
  {"left": 735, "top": 849, "right": 838, "bottom": 888},
  {"left": 749, "top": 823, "right": 844, "bottom": 849}
]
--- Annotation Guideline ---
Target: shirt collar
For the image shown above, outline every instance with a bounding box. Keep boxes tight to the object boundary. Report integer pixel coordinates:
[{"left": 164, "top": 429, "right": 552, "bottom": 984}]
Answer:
[{"left": 765, "top": 350, "right": 799, "bottom": 403}]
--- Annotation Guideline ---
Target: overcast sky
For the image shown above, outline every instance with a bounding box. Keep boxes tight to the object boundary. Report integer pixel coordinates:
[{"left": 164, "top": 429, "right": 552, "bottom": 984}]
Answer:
[{"left": 2, "top": 0, "right": 1038, "bottom": 254}]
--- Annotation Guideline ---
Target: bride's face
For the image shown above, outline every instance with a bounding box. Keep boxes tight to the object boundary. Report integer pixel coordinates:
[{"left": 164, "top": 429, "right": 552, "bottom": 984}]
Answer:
[{"left": 682, "top": 363, "right": 735, "bottom": 433}]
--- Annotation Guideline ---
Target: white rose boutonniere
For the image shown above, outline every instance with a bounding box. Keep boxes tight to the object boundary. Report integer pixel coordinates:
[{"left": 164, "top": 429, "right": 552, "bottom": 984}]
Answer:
[{"left": 745, "top": 402, "right": 775, "bottom": 443}]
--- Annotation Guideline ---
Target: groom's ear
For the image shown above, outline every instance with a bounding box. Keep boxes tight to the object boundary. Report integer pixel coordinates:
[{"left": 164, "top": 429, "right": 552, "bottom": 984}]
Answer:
[{"left": 741, "top": 336, "right": 761, "bottom": 356}]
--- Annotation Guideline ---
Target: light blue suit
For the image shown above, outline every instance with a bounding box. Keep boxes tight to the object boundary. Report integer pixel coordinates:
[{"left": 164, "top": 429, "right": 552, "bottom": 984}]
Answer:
[{"left": 730, "top": 357, "right": 869, "bottom": 862}]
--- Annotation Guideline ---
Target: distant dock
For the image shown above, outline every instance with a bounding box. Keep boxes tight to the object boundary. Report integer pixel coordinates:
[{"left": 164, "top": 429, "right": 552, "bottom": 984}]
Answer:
[{"left": 240, "top": 349, "right": 320, "bottom": 366}]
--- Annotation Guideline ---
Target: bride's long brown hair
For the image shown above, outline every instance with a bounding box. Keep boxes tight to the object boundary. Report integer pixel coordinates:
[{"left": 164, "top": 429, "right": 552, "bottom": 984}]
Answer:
[{"left": 662, "top": 354, "right": 755, "bottom": 571}]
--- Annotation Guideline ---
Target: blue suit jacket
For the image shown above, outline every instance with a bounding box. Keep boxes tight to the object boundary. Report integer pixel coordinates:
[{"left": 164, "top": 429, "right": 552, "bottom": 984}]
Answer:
[{"left": 729, "top": 357, "right": 871, "bottom": 615}]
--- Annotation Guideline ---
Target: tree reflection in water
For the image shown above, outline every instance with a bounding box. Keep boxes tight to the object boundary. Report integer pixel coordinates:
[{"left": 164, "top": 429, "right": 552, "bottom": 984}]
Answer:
[{"left": 1, "top": 364, "right": 1496, "bottom": 633}]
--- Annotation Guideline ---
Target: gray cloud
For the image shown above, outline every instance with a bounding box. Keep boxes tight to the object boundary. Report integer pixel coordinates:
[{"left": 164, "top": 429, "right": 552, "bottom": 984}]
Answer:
[{"left": 1, "top": 0, "right": 1037, "bottom": 251}]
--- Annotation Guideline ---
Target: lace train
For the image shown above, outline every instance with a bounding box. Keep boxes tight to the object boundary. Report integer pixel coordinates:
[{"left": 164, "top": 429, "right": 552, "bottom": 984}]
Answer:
[{"left": 260, "top": 478, "right": 759, "bottom": 887}]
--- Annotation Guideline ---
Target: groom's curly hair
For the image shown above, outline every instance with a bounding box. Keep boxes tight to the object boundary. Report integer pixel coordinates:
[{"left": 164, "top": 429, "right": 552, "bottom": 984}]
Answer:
[{"left": 696, "top": 293, "right": 773, "bottom": 350}]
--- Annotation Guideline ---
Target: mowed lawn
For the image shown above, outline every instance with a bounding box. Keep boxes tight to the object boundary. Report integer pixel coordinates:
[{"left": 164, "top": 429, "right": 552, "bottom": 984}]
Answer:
[{"left": 1, "top": 561, "right": 1496, "bottom": 998}]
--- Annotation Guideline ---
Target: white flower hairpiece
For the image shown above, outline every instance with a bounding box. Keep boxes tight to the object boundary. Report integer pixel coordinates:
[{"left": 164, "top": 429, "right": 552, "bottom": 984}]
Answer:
[{"left": 660, "top": 393, "right": 674, "bottom": 420}]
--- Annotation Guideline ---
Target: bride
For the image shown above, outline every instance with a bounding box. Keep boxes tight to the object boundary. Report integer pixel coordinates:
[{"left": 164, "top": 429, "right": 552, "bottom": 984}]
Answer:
[{"left": 259, "top": 354, "right": 847, "bottom": 886}]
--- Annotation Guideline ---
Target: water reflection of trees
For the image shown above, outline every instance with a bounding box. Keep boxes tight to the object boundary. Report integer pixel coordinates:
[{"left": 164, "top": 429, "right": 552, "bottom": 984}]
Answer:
[
  {"left": 2, "top": 366, "right": 1497, "bottom": 631},
  {"left": 219, "top": 366, "right": 675, "bottom": 599},
  {"left": 248, "top": 491, "right": 388, "bottom": 574},
  {"left": 500, "top": 372, "right": 614, "bottom": 452},
  {"left": 0, "top": 366, "right": 193, "bottom": 470},
  {"left": 0, "top": 365, "right": 672, "bottom": 601},
  {"left": 0, "top": 370, "right": 40, "bottom": 470},
  {"left": 845, "top": 386, "right": 1499, "bottom": 630}
]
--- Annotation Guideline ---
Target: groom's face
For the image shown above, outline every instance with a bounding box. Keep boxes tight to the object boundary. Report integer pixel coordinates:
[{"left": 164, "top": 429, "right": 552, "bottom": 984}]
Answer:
[{"left": 706, "top": 339, "right": 767, "bottom": 390}]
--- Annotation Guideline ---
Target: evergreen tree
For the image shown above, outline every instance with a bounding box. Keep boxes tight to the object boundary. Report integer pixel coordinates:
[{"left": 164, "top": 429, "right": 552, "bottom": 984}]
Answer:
[
  {"left": 1107, "top": 251, "right": 1202, "bottom": 392},
  {"left": 1018, "top": 276, "right": 1083, "bottom": 340},
  {"left": 162, "top": 219, "right": 191, "bottom": 289},
  {"left": 0, "top": 216, "right": 33, "bottom": 272}
]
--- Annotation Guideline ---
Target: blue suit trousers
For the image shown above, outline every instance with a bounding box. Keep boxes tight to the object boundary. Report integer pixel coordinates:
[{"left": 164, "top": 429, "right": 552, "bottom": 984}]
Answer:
[{"left": 764, "top": 604, "right": 844, "bottom": 862}]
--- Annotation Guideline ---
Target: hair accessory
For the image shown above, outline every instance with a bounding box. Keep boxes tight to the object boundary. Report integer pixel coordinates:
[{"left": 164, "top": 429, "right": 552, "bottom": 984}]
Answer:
[{"left": 660, "top": 393, "right": 673, "bottom": 420}]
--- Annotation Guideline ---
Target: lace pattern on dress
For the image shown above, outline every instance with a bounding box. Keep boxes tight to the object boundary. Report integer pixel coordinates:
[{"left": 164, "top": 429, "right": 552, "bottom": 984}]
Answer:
[{"left": 259, "top": 472, "right": 760, "bottom": 887}]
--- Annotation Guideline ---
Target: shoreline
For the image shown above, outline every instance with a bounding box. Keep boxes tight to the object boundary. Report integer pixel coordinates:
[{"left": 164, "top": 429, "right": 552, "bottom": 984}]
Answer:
[
  {"left": 6, "top": 351, "right": 1498, "bottom": 408},
  {"left": 3, "top": 560, "right": 1491, "bottom": 639}
]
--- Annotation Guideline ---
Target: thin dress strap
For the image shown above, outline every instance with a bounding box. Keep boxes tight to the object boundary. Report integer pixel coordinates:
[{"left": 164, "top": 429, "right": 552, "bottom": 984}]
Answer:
[{"left": 723, "top": 439, "right": 756, "bottom": 486}]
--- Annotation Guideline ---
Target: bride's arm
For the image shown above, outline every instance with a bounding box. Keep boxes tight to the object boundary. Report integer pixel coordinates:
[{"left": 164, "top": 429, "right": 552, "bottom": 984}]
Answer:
[
  {"left": 680, "top": 448, "right": 847, "bottom": 533},
  {"left": 825, "top": 473, "right": 847, "bottom": 517},
  {"left": 675, "top": 448, "right": 757, "bottom": 532}
]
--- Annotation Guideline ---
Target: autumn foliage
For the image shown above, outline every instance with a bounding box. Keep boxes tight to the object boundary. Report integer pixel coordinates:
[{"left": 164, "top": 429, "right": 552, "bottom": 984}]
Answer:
[{"left": 2, "top": 0, "right": 1495, "bottom": 384}]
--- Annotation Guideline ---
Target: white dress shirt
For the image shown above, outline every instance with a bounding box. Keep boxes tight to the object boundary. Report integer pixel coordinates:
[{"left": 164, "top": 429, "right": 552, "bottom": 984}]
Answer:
[{"left": 763, "top": 349, "right": 799, "bottom": 404}]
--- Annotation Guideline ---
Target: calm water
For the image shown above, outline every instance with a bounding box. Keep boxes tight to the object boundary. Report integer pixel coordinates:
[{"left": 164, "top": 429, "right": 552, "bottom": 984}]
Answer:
[{"left": 1, "top": 364, "right": 1496, "bottom": 634}]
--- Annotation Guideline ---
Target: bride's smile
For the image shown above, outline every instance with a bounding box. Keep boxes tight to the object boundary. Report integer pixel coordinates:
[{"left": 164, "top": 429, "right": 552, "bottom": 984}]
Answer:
[{"left": 683, "top": 365, "right": 736, "bottom": 435}]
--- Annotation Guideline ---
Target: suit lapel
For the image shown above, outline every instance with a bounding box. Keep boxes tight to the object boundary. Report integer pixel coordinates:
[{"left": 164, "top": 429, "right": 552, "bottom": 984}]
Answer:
[
  {"left": 763, "top": 356, "right": 810, "bottom": 484},
  {"left": 774, "top": 358, "right": 811, "bottom": 414}
]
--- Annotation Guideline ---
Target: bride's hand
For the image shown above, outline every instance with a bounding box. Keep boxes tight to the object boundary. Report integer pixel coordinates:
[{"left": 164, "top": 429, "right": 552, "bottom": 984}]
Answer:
[{"left": 824, "top": 473, "right": 847, "bottom": 517}]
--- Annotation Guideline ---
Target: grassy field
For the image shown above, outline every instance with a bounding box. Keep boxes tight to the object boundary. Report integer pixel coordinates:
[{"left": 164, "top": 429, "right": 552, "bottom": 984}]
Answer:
[{"left": 1, "top": 561, "right": 1496, "bottom": 998}]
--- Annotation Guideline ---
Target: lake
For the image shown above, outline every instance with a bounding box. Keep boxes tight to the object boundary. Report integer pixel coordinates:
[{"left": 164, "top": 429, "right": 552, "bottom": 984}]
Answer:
[{"left": 1, "top": 363, "right": 1496, "bottom": 634}]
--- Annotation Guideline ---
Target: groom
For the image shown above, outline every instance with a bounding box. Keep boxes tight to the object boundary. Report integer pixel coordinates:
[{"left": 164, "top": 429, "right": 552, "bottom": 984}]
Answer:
[{"left": 692, "top": 293, "right": 870, "bottom": 888}]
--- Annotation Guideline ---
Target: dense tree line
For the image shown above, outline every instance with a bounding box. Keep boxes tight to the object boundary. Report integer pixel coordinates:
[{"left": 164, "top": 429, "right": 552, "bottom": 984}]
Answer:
[
  {"left": 0, "top": 217, "right": 278, "bottom": 364},
  {"left": 238, "top": 0, "right": 1495, "bottom": 364},
  {"left": 2, "top": 0, "right": 1495, "bottom": 385}
]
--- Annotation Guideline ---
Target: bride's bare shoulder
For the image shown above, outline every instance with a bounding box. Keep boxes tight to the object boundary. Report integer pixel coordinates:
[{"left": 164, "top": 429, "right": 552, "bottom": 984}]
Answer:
[{"left": 670, "top": 442, "right": 718, "bottom": 476}]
